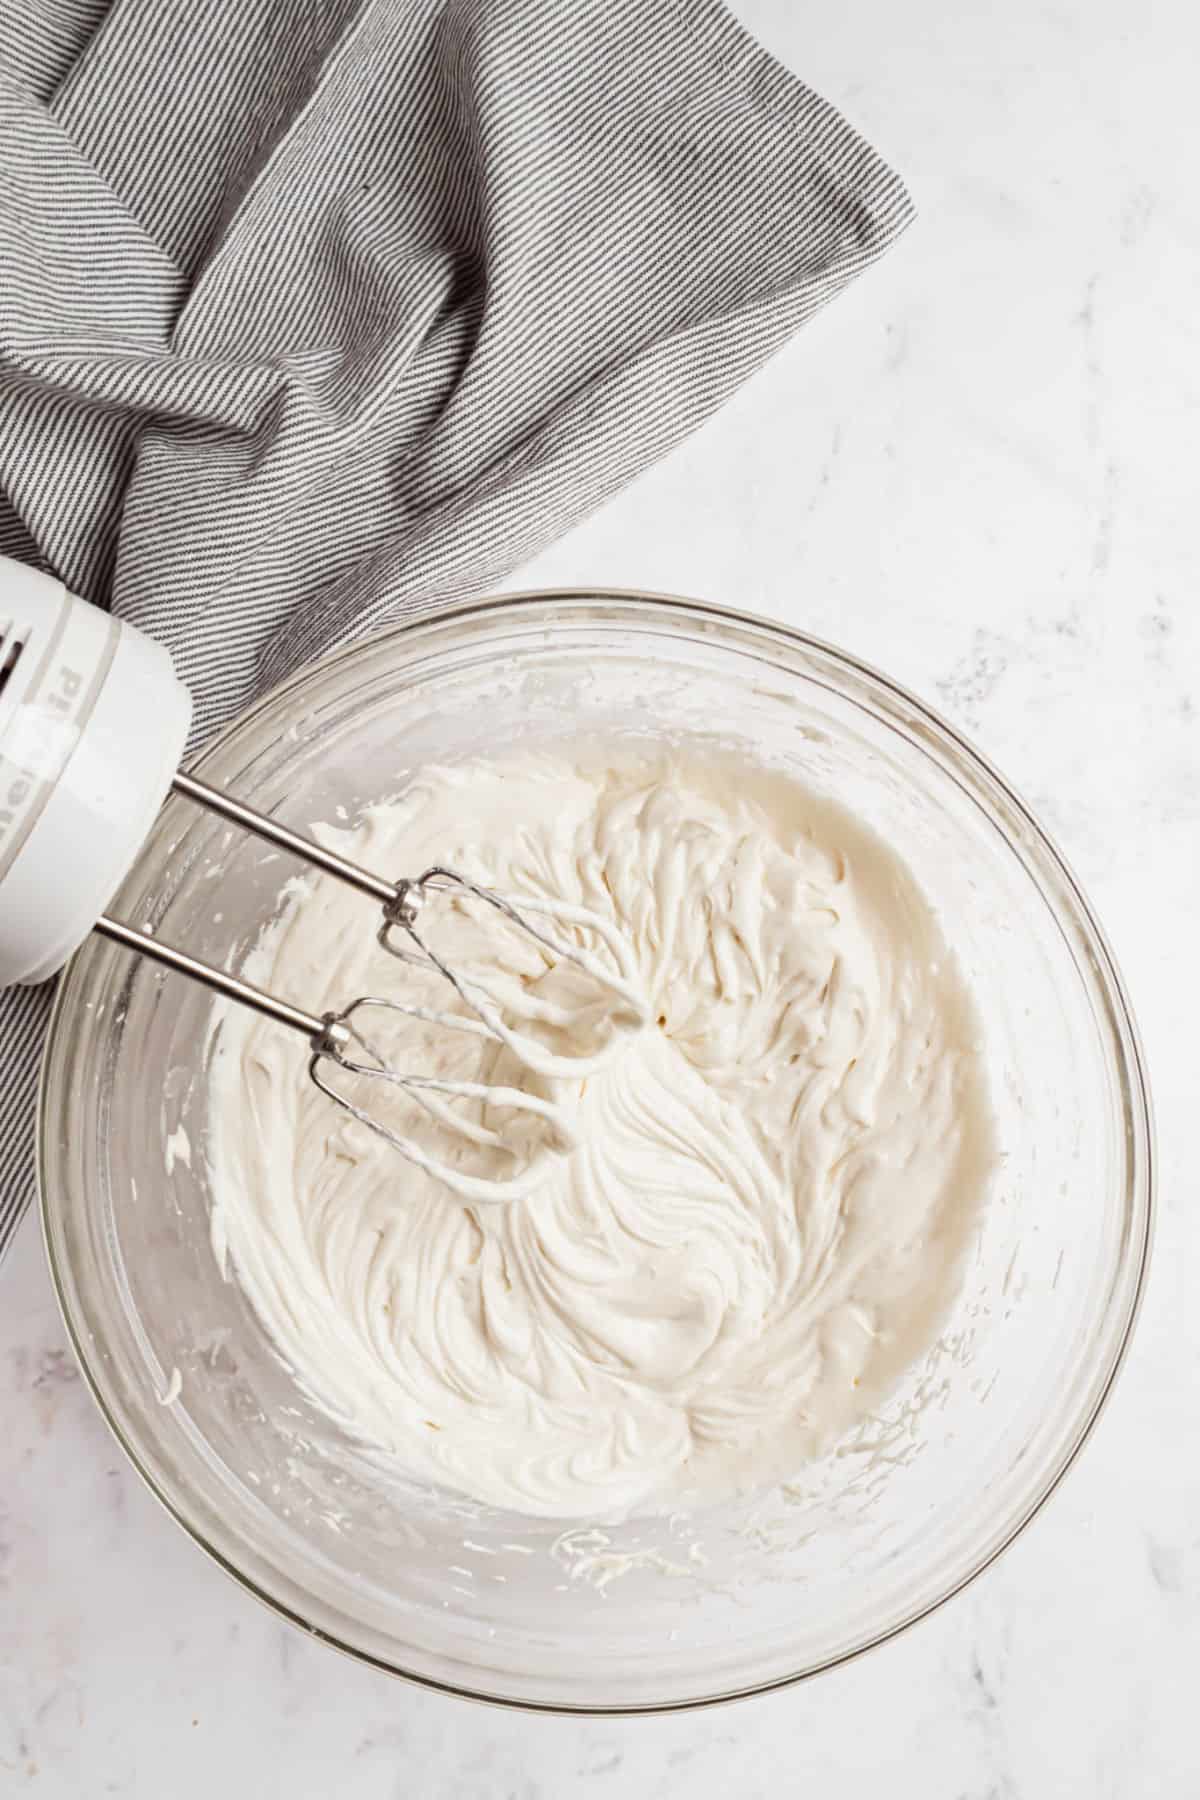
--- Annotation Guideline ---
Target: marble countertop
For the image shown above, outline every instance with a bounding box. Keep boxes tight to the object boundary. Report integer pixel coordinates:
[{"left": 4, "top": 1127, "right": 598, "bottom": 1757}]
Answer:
[{"left": 3, "top": 0, "right": 1197, "bottom": 1792}]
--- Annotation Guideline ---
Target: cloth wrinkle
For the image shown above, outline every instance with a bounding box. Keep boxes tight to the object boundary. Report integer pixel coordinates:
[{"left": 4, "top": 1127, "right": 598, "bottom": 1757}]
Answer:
[{"left": 0, "top": 0, "right": 913, "bottom": 1258}]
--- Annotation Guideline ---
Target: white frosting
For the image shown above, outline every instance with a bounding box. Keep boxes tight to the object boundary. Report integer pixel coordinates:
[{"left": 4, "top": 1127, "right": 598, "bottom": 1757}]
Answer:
[{"left": 208, "top": 748, "right": 993, "bottom": 1521}]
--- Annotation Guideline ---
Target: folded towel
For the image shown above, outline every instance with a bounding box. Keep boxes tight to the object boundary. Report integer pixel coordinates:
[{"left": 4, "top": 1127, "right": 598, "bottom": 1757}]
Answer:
[{"left": 0, "top": 0, "right": 912, "bottom": 1258}]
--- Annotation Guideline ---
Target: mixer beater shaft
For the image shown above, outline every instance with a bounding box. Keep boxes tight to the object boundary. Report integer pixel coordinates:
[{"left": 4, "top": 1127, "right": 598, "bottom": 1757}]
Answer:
[{"left": 95, "top": 771, "right": 645, "bottom": 1202}]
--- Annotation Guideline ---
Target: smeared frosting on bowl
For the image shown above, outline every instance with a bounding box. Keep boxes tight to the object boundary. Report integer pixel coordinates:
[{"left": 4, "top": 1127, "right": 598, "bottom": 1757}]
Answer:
[{"left": 208, "top": 747, "right": 993, "bottom": 1520}]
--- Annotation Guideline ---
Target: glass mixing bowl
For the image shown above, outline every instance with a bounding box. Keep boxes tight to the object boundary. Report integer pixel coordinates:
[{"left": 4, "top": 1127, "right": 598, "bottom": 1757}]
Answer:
[{"left": 39, "top": 592, "right": 1152, "bottom": 1713}]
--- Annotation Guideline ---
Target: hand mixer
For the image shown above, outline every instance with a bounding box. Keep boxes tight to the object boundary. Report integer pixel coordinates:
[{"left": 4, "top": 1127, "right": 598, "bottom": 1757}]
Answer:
[{"left": 0, "top": 557, "right": 647, "bottom": 1201}]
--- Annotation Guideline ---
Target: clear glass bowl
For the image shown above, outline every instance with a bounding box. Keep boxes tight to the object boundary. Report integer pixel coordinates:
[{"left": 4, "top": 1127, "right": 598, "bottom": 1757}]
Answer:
[{"left": 39, "top": 592, "right": 1152, "bottom": 1713}]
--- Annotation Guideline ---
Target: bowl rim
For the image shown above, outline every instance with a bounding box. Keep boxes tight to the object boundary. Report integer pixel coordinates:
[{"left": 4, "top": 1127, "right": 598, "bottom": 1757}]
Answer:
[{"left": 38, "top": 584, "right": 1155, "bottom": 1715}]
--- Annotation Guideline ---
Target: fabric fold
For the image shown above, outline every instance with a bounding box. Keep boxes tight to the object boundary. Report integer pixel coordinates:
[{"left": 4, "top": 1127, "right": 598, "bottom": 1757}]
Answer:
[{"left": 0, "top": 0, "right": 913, "bottom": 1258}]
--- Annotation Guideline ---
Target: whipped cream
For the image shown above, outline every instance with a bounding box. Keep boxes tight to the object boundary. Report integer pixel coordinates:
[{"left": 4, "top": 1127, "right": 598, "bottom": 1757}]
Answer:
[{"left": 207, "top": 747, "right": 994, "bottom": 1520}]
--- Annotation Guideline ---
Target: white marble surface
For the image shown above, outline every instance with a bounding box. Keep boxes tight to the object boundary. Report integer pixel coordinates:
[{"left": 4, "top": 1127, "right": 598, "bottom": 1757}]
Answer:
[{"left": 3, "top": 0, "right": 1198, "bottom": 1791}]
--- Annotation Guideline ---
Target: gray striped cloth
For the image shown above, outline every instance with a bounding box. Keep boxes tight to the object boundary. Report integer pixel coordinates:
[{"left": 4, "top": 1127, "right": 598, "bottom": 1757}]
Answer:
[{"left": 0, "top": 0, "right": 913, "bottom": 1261}]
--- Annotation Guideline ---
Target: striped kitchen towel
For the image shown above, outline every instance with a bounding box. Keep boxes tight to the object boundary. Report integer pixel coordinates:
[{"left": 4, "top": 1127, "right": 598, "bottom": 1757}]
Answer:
[{"left": 0, "top": 0, "right": 913, "bottom": 1259}]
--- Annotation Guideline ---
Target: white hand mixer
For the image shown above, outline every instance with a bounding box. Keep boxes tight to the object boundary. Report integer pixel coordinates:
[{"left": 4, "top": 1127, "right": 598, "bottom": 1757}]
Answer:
[{"left": 0, "top": 557, "right": 646, "bottom": 1201}]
